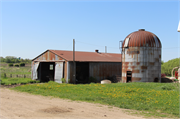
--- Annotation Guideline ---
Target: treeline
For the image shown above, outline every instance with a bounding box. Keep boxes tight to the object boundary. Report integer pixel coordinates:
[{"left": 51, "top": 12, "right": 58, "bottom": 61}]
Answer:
[
  {"left": 0, "top": 56, "right": 31, "bottom": 63},
  {"left": 161, "top": 58, "right": 180, "bottom": 76}
]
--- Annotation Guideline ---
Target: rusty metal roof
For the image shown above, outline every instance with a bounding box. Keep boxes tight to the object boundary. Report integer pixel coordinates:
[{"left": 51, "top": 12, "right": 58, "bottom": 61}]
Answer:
[
  {"left": 123, "top": 29, "right": 161, "bottom": 48},
  {"left": 50, "top": 50, "right": 121, "bottom": 62},
  {"left": 33, "top": 50, "right": 121, "bottom": 62}
]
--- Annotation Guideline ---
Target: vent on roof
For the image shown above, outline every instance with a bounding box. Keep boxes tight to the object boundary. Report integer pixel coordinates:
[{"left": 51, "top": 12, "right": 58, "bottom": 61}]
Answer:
[
  {"left": 139, "top": 29, "right": 145, "bottom": 31},
  {"left": 95, "top": 50, "right": 99, "bottom": 53}
]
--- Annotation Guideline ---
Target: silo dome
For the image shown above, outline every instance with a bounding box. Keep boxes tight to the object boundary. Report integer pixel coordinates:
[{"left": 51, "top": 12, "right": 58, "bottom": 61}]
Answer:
[
  {"left": 123, "top": 29, "right": 161, "bottom": 48},
  {"left": 121, "top": 29, "right": 162, "bottom": 83}
]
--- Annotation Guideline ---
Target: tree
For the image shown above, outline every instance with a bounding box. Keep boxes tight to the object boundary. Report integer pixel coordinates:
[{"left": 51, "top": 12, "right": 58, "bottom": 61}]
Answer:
[
  {"left": 161, "top": 58, "right": 180, "bottom": 76},
  {"left": 0, "top": 57, "right": 5, "bottom": 62},
  {"left": 5, "top": 56, "right": 17, "bottom": 63}
]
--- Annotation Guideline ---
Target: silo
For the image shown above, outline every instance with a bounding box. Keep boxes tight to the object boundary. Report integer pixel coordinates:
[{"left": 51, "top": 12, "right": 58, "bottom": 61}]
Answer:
[{"left": 122, "top": 29, "right": 162, "bottom": 83}]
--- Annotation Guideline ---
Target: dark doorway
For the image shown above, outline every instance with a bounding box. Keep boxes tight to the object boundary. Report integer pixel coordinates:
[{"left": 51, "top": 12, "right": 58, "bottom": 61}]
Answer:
[
  {"left": 76, "top": 62, "right": 89, "bottom": 84},
  {"left": 39, "top": 62, "right": 55, "bottom": 82},
  {"left": 126, "top": 71, "right": 132, "bottom": 82}
]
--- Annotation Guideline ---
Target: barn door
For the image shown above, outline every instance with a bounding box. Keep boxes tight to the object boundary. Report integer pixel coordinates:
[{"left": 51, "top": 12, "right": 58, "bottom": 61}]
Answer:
[
  {"left": 32, "top": 62, "right": 40, "bottom": 80},
  {"left": 54, "top": 62, "right": 63, "bottom": 83}
]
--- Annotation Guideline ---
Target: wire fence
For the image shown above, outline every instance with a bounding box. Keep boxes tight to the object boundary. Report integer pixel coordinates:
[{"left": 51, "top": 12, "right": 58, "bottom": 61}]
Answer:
[{"left": 2, "top": 73, "right": 31, "bottom": 78}]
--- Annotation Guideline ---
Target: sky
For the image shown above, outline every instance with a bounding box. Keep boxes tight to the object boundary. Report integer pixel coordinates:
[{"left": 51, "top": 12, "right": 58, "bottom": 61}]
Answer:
[{"left": 0, "top": 0, "right": 180, "bottom": 62}]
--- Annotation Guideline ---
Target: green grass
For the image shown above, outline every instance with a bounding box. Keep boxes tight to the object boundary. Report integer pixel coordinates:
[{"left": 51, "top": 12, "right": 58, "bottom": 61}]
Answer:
[
  {"left": 13, "top": 81, "right": 179, "bottom": 118},
  {"left": 1, "top": 77, "right": 39, "bottom": 85},
  {"left": 0, "top": 65, "right": 31, "bottom": 75},
  {"left": 0, "top": 63, "right": 31, "bottom": 78},
  {"left": 0, "top": 63, "right": 38, "bottom": 85}
]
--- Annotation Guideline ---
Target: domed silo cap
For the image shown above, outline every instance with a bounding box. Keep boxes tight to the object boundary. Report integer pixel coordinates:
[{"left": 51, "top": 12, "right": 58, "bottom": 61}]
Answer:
[{"left": 123, "top": 29, "right": 161, "bottom": 48}]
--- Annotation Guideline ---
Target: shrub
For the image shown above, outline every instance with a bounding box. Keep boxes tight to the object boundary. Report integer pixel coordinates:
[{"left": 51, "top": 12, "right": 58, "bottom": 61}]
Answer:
[
  {"left": 61, "top": 78, "right": 66, "bottom": 83},
  {"left": 89, "top": 76, "right": 97, "bottom": 83},
  {"left": 161, "top": 74, "right": 166, "bottom": 78},
  {"left": 14, "top": 64, "right": 19, "bottom": 67},
  {"left": 8, "top": 63, "right": 13, "bottom": 67},
  {"left": 20, "top": 62, "right": 25, "bottom": 67}
]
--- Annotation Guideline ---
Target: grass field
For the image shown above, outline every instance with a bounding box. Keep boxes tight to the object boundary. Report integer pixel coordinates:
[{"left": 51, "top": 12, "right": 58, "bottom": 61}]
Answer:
[
  {"left": 1, "top": 77, "right": 39, "bottom": 85},
  {"left": 13, "top": 81, "right": 179, "bottom": 118},
  {"left": 1, "top": 62, "right": 179, "bottom": 118},
  {"left": 0, "top": 62, "right": 31, "bottom": 78},
  {"left": 0, "top": 63, "right": 36, "bottom": 85}
]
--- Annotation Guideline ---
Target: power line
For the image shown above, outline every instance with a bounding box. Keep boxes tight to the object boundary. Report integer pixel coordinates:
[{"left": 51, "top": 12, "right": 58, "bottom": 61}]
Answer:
[
  {"left": 76, "top": 40, "right": 118, "bottom": 49},
  {"left": 76, "top": 40, "right": 180, "bottom": 50},
  {"left": 162, "top": 47, "right": 180, "bottom": 49},
  {"left": 76, "top": 40, "right": 104, "bottom": 47}
]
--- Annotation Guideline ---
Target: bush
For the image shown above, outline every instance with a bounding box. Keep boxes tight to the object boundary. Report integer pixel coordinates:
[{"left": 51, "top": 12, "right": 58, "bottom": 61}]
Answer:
[
  {"left": 1, "top": 77, "right": 38, "bottom": 85},
  {"left": 61, "top": 78, "right": 66, "bottom": 83},
  {"left": 89, "top": 76, "right": 97, "bottom": 83},
  {"left": 8, "top": 63, "right": 13, "bottom": 67},
  {"left": 14, "top": 64, "right": 19, "bottom": 67},
  {"left": 161, "top": 74, "right": 166, "bottom": 78},
  {"left": 20, "top": 62, "right": 25, "bottom": 67}
]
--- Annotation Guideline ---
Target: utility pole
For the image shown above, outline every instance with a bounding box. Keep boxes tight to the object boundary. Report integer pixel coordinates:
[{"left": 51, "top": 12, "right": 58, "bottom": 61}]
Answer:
[
  {"left": 73, "top": 39, "right": 76, "bottom": 84},
  {"left": 105, "top": 46, "right": 107, "bottom": 53},
  {"left": 119, "top": 41, "right": 123, "bottom": 82}
]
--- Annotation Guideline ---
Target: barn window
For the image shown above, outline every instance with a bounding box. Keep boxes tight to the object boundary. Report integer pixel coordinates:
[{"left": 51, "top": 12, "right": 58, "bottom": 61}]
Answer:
[{"left": 50, "top": 64, "right": 53, "bottom": 70}]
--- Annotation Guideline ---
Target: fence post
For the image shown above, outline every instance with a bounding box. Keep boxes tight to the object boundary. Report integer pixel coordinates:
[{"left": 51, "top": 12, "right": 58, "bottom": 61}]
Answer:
[{"left": 4, "top": 73, "right": 6, "bottom": 78}]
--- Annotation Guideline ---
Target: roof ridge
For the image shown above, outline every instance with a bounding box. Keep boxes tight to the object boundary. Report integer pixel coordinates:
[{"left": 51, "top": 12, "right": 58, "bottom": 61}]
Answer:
[{"left": 49, "top": 49, "right": 120, "bottom": 54}]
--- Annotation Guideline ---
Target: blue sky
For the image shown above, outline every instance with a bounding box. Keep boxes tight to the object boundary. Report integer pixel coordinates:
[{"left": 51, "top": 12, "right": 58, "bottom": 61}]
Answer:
[{"left": 0, "top": 0, "right": 180, "bottom": 62}]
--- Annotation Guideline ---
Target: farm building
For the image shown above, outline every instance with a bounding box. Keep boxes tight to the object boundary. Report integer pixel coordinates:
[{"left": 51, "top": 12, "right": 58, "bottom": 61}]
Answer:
[
  {"left": 31, "top": 50, "right": 122, "bottom": 83},
  {"left": 31, "top": 29, "right": 162, "bottom": 83},
  {"left": 122, "top": 29, "right": 162, "bottom": 83}
]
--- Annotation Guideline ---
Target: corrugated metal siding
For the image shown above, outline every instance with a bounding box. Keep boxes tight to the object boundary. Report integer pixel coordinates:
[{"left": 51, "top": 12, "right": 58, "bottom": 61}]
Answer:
[
  {"left": 122, "top": 47, "right": 161, "bottom": 82},
  {"left": 69, "top": 62, "right": 75, "bottom": 83},
  {"left": 54, "top": 62, "right": 63, "bottom": 83},
  {"left": 31, "top": 61, "right": 40, "bottom": 80},
  {"left": 32, "top": 50, "right": 122, "bottom": 83},
  {"left": 67, "top": 62, "right": 122, "bottom": 83},
  {"left": 34, "top": 51, "right": 64, "bottom": 61},
  {"left": 89, "top": 62, "right": 122, "bottom": 82},
  {"left": 32, "top": 51, "right": 66, "bottom": 81},
  {"left": 64, "top": 61, "right": 67, "bottom": 82}
]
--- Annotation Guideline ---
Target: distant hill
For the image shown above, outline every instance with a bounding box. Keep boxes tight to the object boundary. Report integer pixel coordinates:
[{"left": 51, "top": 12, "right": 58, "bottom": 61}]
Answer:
[{"left": 161, "top": 58, "right": 180, "bottom": 76}]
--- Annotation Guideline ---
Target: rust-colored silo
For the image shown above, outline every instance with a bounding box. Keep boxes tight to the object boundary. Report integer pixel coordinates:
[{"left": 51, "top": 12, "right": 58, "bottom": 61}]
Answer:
[{"left": 122, "top": 29, "right": 162, "bottom": 82}]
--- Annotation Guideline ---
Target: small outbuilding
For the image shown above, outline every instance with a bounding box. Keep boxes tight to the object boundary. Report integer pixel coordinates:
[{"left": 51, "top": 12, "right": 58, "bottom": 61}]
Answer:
[{"left": 32, "top": 50, "right": 122, "bottom": 83}]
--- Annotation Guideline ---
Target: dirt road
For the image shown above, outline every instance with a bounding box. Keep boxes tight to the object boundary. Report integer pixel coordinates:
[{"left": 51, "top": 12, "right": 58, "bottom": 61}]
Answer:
[{"left": 0, "top": 88, "right": 148, "bottom": 119}]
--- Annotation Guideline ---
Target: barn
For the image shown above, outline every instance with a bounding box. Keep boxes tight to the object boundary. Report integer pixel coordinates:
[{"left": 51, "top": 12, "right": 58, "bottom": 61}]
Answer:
[{"left": 31, "top": 50, "right": 122, "bottom": 83}]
